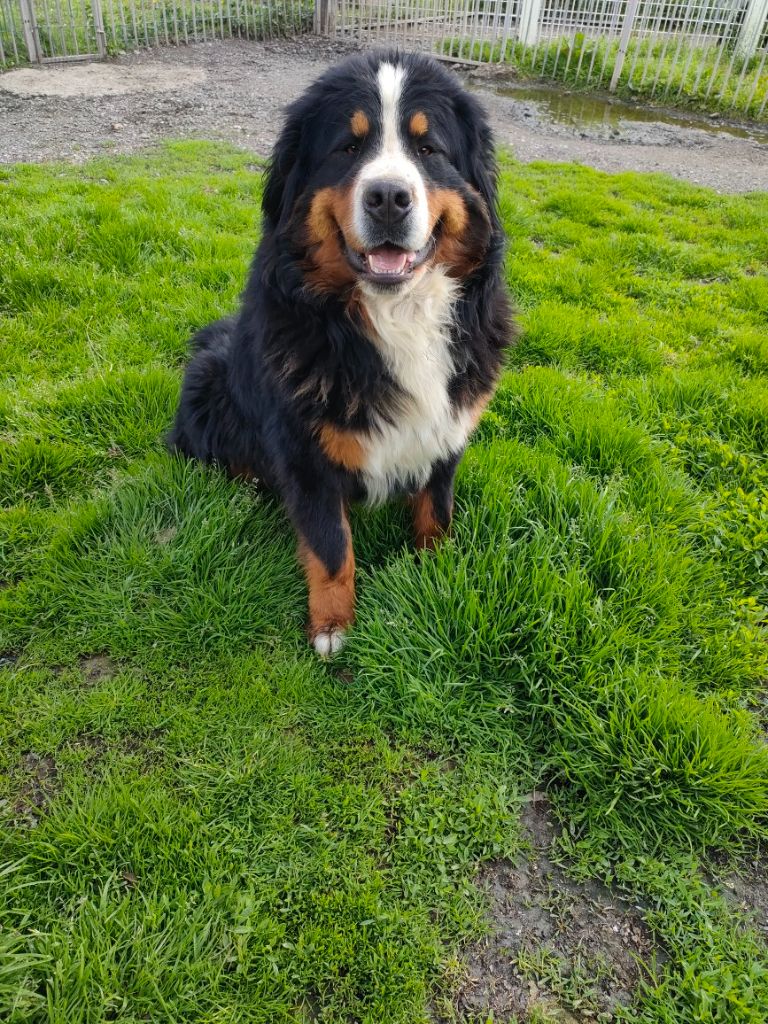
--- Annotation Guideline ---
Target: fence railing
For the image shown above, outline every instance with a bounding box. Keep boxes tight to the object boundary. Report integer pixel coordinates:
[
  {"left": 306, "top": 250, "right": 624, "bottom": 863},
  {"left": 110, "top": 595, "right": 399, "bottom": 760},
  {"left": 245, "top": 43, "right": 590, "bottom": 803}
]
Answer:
[
  {"left": 327, "top": 0, "right": 767, "bottom": 117},
  {"left": 1, "top": 0, "right": 312, "bottom": 65},
  {"left": 2, "top": 0, "right": 767, "bottom": 120}
]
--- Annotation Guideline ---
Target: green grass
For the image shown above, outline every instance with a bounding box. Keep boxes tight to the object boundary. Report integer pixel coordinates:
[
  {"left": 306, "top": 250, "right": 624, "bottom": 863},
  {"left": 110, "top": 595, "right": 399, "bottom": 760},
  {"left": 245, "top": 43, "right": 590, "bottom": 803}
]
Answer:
[{"left": 1, "top": 141, "right": 768, "bottom": 1022}]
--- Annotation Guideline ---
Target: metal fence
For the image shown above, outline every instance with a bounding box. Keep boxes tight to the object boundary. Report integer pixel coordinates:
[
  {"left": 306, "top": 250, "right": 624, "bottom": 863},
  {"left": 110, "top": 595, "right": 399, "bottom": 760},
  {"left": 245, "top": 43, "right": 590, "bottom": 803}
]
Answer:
[
  {"left": 1, "top": 0, "right": 311, "bottom": 65},
  {"left": 329, "top": 0, "right": 768, "bottom": 116},
  {"left": 2, "top": 0, "right": 767, "bottom": 119}
]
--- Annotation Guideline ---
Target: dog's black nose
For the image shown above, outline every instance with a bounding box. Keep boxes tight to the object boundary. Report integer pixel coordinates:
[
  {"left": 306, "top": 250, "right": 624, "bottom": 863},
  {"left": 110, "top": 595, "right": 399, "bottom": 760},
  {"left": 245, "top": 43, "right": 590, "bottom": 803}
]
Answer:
[{"left": 363, "top": 179, "right": 413, "bottom": 226}]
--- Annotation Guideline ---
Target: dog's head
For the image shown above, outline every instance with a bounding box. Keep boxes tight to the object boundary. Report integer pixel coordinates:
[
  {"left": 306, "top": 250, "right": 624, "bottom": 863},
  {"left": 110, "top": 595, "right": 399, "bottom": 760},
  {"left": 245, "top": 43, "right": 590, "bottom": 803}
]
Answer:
[{"left": 263, "top": 51, "right": 498, "bottom": 296}]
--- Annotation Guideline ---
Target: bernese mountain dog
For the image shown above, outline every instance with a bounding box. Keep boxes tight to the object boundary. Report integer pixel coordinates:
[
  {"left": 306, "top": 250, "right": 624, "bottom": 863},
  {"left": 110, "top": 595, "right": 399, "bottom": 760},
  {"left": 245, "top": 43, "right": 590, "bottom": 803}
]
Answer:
[{"left": 169, "top": 49, "right": 514, "bottom": 656}]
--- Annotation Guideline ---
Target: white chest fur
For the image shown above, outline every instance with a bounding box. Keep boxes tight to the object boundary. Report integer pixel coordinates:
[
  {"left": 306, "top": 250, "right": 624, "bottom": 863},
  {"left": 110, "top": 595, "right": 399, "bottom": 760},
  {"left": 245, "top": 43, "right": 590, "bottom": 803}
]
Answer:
[{"left": 359, "top": 268, "right": 474, "bottom": 504}]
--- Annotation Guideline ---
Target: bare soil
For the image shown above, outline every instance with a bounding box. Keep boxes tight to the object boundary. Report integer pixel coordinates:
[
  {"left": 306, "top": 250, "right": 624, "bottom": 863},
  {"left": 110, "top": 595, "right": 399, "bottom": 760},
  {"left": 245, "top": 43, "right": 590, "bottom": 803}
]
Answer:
[
  {"left": 11, "top": 752, "right": 60, "bottom": 826},
  {"left": 721, "top": 863, "right": 768, "bottom": 942},
  {"left": 453, "top": 794, "right": 661, "bottom": 1023},
  {"left": 2, "top": 38, "right": 767, "bottom": 192},
  {"left": 79, "top": 653, "right": 118, "bottom": 685},
  {"left": 709, "top": 847, "right": 768, "bottom": 944}
]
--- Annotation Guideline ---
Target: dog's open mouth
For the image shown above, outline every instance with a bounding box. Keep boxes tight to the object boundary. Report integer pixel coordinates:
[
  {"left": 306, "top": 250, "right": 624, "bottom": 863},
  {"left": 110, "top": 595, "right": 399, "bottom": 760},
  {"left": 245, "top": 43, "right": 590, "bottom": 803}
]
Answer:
[
  {"left": 345, "top": 240, "right": 433, "bottom": 286},
  {"left": 367, "top": 246, "right": 415, "bottom": 277}
]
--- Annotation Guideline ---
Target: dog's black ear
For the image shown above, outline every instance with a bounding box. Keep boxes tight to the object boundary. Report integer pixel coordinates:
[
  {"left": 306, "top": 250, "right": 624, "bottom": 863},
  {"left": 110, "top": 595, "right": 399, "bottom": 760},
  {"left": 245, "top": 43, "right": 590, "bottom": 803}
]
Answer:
[
  {"left": 262, "top": 104, "right": 305, "bottom": 232},
  {"left": 454, "top": 92, "right": 499, "bottom": 226}
]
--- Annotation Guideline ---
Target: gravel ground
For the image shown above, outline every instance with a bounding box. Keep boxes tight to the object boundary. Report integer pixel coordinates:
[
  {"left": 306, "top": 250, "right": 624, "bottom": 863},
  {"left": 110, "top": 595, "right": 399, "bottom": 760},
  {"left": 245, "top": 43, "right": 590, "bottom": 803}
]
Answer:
[{"left": 1, "top": 37, "right": 767, "bottom": 192}]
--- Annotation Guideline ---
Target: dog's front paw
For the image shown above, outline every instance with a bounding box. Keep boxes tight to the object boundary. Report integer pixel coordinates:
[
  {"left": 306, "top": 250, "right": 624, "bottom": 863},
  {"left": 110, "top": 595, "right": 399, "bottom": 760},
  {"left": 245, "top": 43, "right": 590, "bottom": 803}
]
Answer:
[{"left": 311, "top": 627, "right": 346, "bottom": 658}]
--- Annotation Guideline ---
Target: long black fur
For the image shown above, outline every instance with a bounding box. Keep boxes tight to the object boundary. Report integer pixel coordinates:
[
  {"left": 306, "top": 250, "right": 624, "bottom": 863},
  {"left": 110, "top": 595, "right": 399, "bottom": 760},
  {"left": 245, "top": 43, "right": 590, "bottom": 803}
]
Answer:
[{"left": 169, "top": 50, "right": 514, "bottom": 616}]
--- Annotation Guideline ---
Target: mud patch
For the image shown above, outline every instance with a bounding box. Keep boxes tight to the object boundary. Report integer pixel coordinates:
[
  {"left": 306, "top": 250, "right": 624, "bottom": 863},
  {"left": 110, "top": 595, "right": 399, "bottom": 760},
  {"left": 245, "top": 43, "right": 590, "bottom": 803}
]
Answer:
[
  {"left": 711, "top": 850, "right": 768, "bottom": 942},
  {"left": 470, "top": 79, "right": 768, "bottom": 146},
  {"left": 70, "top": 732, "right": 109, "bottom": 765},
  {"left": 10, "top": 752, "right": 60, "bottom": 826},
  {"left": 79, "top": 653, "right": 117, "bottom": 685},
  {"left": 68, "top": 727, "right": 165, "bottom": 771},
  {"left": 455, "top": 794, "right": 660, "bottom": 1022}
]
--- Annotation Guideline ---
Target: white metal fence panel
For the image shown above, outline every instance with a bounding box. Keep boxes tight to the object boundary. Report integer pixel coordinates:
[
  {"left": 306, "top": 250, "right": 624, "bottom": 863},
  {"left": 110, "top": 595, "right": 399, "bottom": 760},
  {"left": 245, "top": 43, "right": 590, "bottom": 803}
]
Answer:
[
  {"left": 331, "top": 0, "right": 768, "bottom": 117},
  {"left": 98, "top": 0, "right": 311, "bottom": 50},
  {"left": 1, "top": 0, "right": 312, "bottom": 63},
  {"left": 2, "top": 0, "right": 766, "bottom": 119},
  {"left": 0, "top": 0, "right": 23, "bottom": 64}
]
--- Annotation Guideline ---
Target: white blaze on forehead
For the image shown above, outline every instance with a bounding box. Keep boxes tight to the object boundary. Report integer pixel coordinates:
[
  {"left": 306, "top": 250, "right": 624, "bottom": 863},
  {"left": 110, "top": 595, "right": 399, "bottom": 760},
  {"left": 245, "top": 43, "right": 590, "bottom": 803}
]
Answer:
[
  {"left": 378, "top": 62, "right": 406, "bottom": 156},
  {"left": 352, "top": 61, "right": 430, "bottom": 254}
]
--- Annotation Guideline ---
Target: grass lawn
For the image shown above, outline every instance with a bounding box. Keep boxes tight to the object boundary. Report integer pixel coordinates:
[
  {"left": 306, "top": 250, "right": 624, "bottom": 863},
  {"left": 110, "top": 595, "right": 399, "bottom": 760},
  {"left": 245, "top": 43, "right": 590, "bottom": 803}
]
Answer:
[{"left": 1, "top": 141, "right": 767, "bottom": 1022}]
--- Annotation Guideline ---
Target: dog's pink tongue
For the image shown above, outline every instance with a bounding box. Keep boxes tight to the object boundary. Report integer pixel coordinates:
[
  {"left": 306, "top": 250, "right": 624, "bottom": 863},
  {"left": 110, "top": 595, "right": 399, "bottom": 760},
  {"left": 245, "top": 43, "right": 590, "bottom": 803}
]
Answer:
[{"left": 367, "top": 247, "right": 409, "bottom": 275}]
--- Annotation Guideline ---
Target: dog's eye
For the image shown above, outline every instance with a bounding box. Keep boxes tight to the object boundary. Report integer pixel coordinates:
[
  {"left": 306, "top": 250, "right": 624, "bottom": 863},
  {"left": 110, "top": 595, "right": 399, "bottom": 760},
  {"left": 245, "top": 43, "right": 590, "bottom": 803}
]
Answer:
[
  {"left": 345, "top": 143, "right": 360, "bottom": 155},
  {"left": 418, "top": 144, "right": 435, "bottom": 157}
]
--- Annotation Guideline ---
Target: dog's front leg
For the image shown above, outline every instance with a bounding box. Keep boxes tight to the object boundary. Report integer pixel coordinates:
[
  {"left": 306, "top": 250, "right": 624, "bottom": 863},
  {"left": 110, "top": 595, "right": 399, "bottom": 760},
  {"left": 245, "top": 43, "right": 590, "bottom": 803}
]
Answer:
[
  {"left": 288, "top": 489, "right": 355, "bottom": 657},
  {"left": 411, "top": 453, "right": 461, "bottom": 551}
]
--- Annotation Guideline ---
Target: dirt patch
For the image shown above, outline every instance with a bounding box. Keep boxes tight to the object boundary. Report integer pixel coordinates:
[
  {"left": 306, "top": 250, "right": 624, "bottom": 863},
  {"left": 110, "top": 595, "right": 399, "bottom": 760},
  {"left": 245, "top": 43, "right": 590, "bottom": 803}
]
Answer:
[
  {"left": 708, "top": 846, "right": 768, "bottom": 943},
  {"left": 70, "top": 732, "right": 109, "bottom": 764},
  {"left": 0, "top": 63, "right": 205, "bottom": 98},
  {"left": 11, "top": 752, "right": 60, "bottom": 826},
  {"left": 5, "top": 726, "right": 164, "bottom": 827},
  {"left": 1, "top": 38, "right": 766, "bottom": 192},
  {"left": 70, "top": 726, "right": 165, "bottom": 769},
  {"left": 721, "top": 862, "right": 768, "bottom": 941},
  {"left": 454, "top": 793, "right": 660, "bottom": 1022},
  {"left": 79, "top": 653, "right": 118, "bottom": 684}
]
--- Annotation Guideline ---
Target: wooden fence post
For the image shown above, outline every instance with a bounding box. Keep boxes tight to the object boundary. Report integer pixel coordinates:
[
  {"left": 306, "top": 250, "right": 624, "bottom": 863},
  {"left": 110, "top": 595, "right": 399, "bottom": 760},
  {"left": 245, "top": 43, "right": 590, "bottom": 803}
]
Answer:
[
  {"left": 18, "top": 0, "right": 41, "bottom": 62},
  {"left": 92, "top": 0, "right": 107, "bottom": 57},
  {"left": 314, "top": 0, "right": 336, "bottom": 35},
  {"left": 735, "top": 0, "right": 768, "bottom": 59},
  {"left": 609, "top": 0, "right": 640, "bottom": 92}
]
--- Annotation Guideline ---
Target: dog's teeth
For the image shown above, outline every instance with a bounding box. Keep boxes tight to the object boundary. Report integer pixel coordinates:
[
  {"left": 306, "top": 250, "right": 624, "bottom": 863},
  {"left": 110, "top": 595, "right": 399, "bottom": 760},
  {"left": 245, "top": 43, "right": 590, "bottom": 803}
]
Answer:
[{"left": 367, "top": 250, "right": 409, "bottom": 275}]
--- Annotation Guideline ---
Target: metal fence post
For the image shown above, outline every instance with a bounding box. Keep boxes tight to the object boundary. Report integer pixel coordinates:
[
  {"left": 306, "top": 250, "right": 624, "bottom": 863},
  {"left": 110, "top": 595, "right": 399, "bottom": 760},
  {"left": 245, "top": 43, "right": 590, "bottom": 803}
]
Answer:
[
  {"left": 499, "top": 0, "right": 516, "bottom": 60},
  {"left": 735, "top": 0, "right": 768, "bottom": 59},
  {"left": 517, "top": 0, "right": 542, "bottom": 47},
  {"left": 17, "top": 0, "right": 41, "bottom": 62},
  {"left": 609, "top": 0, "right": 640, "bottom": 92}
]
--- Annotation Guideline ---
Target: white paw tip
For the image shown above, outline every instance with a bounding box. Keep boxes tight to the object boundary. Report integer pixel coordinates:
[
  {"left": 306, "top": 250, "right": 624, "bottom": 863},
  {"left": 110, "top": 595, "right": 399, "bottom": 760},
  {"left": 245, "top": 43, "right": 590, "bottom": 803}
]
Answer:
[{"left": 312, "top": 628, "right": 346, "bottom": 658}]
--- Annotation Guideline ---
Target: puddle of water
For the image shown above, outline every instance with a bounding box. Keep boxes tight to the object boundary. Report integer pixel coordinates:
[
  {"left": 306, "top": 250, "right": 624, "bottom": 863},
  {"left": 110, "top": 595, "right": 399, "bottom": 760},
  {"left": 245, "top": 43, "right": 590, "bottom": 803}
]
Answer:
[{"left": 483, "top": 81, "right": 768, "bottom": 144}]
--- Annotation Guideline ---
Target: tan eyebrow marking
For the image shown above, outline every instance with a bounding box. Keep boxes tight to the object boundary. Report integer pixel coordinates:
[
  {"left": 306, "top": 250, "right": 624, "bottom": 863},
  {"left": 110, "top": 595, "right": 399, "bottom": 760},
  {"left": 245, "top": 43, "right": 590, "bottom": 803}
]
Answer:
[
  {"left": 409, "top": 111, "right": 429, "bottom": 137},
  {"left": 350, "top": 110, "right": 370, "bottom": 137}
]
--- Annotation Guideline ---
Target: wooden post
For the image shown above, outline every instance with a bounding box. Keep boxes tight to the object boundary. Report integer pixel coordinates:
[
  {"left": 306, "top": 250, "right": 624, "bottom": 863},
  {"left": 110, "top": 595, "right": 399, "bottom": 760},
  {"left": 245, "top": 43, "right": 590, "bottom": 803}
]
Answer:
[
  {"left": 735, "top": 0, "right": 768, "bottom": 59},
  {"left": 314, "top": 0, "right": 336, "bottom": 35},
  {"left": 609, "top": 0, "right": 640, "bottom": 92},
  {"left": 92, "top": 0, "right": 107, "bottom": 58},
  {"left": 18, "top": 0, "right": 41, "bottom": 63}
]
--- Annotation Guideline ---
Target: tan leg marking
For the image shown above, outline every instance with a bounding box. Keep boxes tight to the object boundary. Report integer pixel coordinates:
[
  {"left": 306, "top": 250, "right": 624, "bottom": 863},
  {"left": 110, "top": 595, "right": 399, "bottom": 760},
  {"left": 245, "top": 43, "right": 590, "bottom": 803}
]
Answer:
[
  {"left": 411, "top": 490, "right": 452, "bottom": 552},
  {"left": 298, "top": 510, "right": 355, "bottom": 656}
]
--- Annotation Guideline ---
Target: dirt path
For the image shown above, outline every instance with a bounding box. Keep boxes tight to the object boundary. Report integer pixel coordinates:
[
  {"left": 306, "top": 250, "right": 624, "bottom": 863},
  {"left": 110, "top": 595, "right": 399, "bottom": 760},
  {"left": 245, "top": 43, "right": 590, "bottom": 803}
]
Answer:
[{"left": 1, "top": 37, "right": 767, "bottom": 192}]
